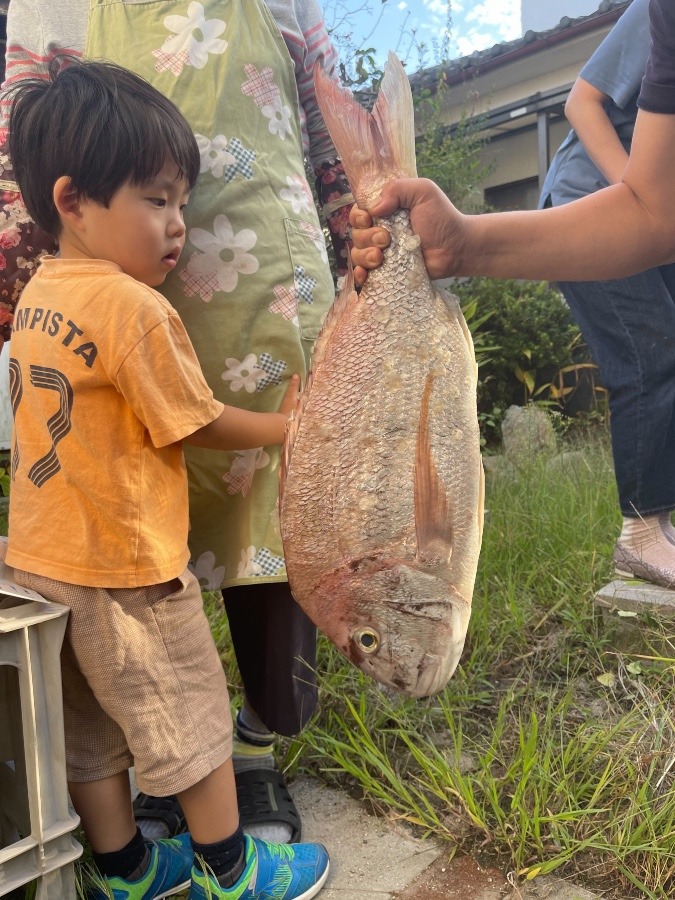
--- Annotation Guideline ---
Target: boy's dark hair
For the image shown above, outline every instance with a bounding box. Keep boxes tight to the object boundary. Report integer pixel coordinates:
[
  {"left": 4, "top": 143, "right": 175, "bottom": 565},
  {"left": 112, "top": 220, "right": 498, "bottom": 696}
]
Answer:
[{"left": 8, "top": 57, "right": 201, "bottom": 237}]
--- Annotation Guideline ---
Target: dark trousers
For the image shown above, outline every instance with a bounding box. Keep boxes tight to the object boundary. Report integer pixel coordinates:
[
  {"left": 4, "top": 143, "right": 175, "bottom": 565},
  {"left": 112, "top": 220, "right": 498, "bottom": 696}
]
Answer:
[
  {"left": 223, "top": 581, "right": 318, "bottom": 737},
  {"left": 558, "top": 262, "right": 675, "bottom": 516}
]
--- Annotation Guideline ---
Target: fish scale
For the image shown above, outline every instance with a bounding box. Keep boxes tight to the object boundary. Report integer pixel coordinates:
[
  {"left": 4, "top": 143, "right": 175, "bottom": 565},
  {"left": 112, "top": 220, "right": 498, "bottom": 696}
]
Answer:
[{"left": 279, "top": 53, "right": 484, "bottom": 697}]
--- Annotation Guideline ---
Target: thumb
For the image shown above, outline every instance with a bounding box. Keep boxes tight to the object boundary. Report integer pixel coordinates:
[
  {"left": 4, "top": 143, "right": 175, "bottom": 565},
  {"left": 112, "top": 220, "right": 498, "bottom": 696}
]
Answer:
[
  {"left": 367, "top": 180, "right": 407, "bottom": 218},
  {"left": 368, "top": 178, "right": 425, "bottom": 218}
]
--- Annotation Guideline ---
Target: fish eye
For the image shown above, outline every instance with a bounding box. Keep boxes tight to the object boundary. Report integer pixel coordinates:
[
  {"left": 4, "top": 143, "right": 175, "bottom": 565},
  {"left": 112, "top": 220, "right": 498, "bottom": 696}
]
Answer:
[{"left": 353, "top": 628, "right": 380, "bottom": 654}]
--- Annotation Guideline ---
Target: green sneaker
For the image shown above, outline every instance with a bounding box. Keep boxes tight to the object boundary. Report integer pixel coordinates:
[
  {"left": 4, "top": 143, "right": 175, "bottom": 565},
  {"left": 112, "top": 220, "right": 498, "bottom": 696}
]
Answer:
[
  {"left": 89, "top": 833, "right": 193, "bottom": 899},
  {"left": 188, "top": 834, "right": 329, "bottom": 899}
]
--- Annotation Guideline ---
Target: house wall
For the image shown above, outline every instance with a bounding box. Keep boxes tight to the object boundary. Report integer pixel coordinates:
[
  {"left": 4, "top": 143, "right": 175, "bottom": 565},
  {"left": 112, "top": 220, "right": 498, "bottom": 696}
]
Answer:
[
  {"left": 419, "top": 4, "right": 631, "bottom": 210},
  {"left": 480, "top": 117, "right": 569, "bottom": 191}
]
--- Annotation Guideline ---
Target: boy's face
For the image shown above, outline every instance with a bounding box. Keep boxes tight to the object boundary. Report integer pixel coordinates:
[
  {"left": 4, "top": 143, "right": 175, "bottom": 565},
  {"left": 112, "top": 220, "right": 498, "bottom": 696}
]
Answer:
[{"left": 76, "top": 162, "right": 190, "bottom": 287}]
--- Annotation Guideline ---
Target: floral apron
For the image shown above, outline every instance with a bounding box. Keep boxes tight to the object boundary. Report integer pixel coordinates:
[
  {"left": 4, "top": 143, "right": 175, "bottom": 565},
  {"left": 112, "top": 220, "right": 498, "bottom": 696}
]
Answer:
[{"left": 85, "top": 0, "right": 334, "bottom": 590}]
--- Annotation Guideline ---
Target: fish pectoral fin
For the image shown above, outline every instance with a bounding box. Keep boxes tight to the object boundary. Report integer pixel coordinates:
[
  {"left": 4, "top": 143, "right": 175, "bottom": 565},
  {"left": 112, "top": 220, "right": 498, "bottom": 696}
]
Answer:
[{"left": 414, "top": 373, "right": 453, "bottom": 563}]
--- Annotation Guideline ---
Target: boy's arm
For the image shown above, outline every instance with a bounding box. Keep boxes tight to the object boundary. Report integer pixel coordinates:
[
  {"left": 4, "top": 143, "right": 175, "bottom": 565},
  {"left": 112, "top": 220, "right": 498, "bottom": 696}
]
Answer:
[{"left": 184, "top": 375, "right": 300, "bottom": 450}]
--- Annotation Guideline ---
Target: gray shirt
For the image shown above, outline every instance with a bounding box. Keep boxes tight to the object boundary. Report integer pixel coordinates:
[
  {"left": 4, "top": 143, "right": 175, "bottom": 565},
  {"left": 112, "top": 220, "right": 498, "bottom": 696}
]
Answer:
[
  {"left": 539, "top": 0, "right": 650, "bottom": 208},
  {"left": 639, "top": 0, "right": 675, "bottom": 113}
]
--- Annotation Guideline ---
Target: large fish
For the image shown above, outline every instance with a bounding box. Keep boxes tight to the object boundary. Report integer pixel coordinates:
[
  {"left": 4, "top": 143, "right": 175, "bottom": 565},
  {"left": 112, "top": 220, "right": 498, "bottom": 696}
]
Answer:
[{"left": 279, "top": 52, "right": 484, "bottom": 698}]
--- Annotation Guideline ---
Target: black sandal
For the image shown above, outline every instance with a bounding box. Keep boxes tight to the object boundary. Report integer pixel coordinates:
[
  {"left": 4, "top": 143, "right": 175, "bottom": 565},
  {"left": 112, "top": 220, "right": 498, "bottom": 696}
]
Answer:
[
  {"left": 235, "top": 768, "right": 302, "bottom": 843},
  {"left": 133, "top": 792, "right": 187, "bottom": 836}
]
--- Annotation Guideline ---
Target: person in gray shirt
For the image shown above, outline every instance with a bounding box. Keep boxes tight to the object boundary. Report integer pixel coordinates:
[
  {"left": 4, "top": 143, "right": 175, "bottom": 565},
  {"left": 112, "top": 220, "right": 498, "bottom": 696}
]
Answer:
[{"left": 540, "top": 0, "right": 675, "bottom": 587}]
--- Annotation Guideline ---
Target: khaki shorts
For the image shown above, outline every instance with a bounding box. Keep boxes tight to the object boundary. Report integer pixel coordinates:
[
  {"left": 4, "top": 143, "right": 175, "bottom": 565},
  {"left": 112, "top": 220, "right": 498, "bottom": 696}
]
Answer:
[{"left": 14, "top": 568, "right": 232, "bottom": 797}]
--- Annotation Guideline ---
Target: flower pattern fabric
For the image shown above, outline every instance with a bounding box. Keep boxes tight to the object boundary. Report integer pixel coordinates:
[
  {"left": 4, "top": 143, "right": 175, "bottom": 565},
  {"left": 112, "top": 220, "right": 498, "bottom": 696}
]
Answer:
[
  {"left": 222, "top": 447, "right": 270, "bottom": 497},
  {"left": 221, "top": 354, "right": 265, "bottom": 393},
  {"left": 185, "top": 214, "right": 259, "bottom": 296},
  {"left": 0, "top": 135, "right": 56, "bottom": 346},
  {"left": 153, "top": 2, "right": 228, "bottom": 75},
  {"left": 2, "top": 0, "right": 349, "bottom": 589}
]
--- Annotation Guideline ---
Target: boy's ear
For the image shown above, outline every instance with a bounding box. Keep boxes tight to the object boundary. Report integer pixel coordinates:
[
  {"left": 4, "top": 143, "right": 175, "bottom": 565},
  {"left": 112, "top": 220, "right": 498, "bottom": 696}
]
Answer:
[{"left": 53, "top": 176, "right": 84, "bottom": 227}]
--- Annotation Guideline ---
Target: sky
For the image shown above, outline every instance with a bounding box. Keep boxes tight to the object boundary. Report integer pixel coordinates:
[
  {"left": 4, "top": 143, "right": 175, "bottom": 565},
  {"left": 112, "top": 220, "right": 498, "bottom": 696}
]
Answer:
[{"left": 322, "top": 0, "right": 522, "bottom": 73}]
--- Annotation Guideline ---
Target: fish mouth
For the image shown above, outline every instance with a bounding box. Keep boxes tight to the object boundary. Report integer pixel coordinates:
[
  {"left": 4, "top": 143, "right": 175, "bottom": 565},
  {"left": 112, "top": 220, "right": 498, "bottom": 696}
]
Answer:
[
  {"left": 411, "top": 654, "right": 455, "bottom": 698},
  {"left": 356, "top": 647, "right": 454, "bottom": 698},
  {"left": 381, "top": 652, "right": 458, "bottom": 698},
  {"left": 343, "top": 602, "right": 466, "bottom": 699}
]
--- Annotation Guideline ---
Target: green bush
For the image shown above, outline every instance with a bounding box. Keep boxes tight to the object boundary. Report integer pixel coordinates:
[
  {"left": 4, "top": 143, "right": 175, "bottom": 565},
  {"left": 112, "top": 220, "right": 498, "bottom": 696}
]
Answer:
[
  {"left": 455, "top": 278, "right": 603, "bottom": 445},
  {"left": 0, "top": 457, "right": 9, "bottom": 498}
]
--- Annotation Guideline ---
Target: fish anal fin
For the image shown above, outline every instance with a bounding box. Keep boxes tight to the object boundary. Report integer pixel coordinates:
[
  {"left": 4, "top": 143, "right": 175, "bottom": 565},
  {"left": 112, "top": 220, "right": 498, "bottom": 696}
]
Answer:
[{"left": 414, "top": 372, "right": 453, "bottom": 565}]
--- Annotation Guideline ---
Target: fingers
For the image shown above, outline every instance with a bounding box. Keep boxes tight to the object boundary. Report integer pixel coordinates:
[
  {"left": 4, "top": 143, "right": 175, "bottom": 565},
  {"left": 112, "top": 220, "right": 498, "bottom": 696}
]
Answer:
[
  {"left": 350, "top": 222, "right": 390, "bottom": 250},
  {"left": 279, "top": 373, "right": 301, "bottom": 418},
  {"left": 351, "top": 247, "right": 384, "bottom": 285},
  {"left": 349, "top": 204, "right": 374, "bottom": 230},
  {"left": 353, "top": 263, "right": 369, "bottom": 288}
]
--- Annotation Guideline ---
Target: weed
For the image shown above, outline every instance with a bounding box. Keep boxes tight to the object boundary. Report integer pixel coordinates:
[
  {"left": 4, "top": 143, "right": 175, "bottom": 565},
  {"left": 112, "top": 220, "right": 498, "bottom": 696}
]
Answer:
[{"left": 297, "top": 442, "right": 675, "bottom": 899}]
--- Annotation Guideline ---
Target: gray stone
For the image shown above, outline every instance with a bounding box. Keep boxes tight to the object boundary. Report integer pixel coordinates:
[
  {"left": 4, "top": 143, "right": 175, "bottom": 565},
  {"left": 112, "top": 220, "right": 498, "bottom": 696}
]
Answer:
[
  {"left": 501, "top": 405, "right": 557, "bottom": 465},
  {"left": 293, "top": 775, "right": 441, "bottom": 898},
  {"left": 481, "top": 454, "right": 517, "bottom": 486},
  {"left": 546, "top": 450, "right": 590, "bottom": 479},
  {"left": 594, "top": 579, "right": 675, "bottom": 654},
  {"left": 595, "top": 579, "right": 675, "bottom": 616}
]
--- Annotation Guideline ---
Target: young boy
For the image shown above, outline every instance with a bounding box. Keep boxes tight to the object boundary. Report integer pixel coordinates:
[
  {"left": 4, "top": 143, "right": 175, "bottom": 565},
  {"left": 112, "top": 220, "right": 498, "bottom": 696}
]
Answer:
[{"left": 5, "top": 59, "right": 329, "bottom": 900}]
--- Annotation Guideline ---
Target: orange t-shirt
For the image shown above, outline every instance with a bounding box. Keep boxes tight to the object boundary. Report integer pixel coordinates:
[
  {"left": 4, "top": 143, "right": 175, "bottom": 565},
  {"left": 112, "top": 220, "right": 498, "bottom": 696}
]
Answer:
[{"left": 6, "top": 258, "right": 224, "bottom": 587}]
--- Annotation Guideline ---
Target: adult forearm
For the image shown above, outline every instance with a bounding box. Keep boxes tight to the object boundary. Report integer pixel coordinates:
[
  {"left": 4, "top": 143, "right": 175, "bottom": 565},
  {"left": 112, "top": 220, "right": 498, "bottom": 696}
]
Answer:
[
  {"left": 459, "top": 183, "right": 675, "bottom": 282},
  {"left": 351, "top": 106, "right": 675, "bottom": 286}
]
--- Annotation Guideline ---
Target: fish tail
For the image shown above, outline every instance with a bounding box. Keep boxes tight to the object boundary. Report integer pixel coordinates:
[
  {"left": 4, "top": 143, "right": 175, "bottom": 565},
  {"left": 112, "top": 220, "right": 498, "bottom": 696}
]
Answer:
[{"left": 314, "top": 52, "right": 417, "bottom": 206}]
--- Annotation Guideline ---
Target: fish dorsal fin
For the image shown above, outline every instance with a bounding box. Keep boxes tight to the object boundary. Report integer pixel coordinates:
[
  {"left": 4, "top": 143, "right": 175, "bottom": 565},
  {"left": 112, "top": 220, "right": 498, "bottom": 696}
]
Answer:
[
  {"left": 280, "top": 268, "right": 358, "bottom": 505},
  {"left": 313, "top": 52, "right": 417, "bottom": 207},
  {"left": 414, "top": 372, "right": 453, "bottom": 564}
]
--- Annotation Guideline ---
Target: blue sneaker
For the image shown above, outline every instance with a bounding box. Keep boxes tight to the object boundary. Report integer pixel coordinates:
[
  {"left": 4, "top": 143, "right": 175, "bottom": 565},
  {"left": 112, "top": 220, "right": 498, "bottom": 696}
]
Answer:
[
  {"left": 89, "top": 833, "right": 193, "bottom": 899},
  {"left": 188, "top": 835, "right": 329, "bottom": 899}
]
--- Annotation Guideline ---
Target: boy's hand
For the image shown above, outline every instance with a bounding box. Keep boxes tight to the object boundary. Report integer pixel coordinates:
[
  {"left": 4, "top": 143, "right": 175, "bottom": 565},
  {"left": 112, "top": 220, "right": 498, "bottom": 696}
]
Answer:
[
  {"left": 185, "top": 374, "right": 302, "bottom": 451},
  {"left": 279, "top": 374, "right": 301, "bottom": 420}
]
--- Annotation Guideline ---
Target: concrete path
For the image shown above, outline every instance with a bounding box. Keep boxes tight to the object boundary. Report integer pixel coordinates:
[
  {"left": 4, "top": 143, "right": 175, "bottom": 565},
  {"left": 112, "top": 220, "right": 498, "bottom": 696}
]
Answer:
[
  {"left": 130, "top": 767, "right": 602, "bottom": 899},
  {"left": 292, "top": 775, "right": 601, "bottom": 900}
]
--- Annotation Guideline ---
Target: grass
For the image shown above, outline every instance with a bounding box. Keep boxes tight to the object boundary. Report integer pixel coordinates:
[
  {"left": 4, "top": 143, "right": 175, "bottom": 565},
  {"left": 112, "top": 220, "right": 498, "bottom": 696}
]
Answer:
[
  {"left": 285, "top": 436, "right": 675, "bottom": 899},
  {"left": 9, "top": 433, "right": 675, "bottom": 898}
]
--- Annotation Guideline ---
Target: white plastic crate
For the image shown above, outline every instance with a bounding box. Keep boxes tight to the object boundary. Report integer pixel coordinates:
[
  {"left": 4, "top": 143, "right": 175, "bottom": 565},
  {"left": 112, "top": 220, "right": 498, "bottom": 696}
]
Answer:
[
  {"left": 0, "top": 541, "right": 82, "bottom": 899},
  {"left": 0, "top": 342, "right": 11, "bottom": 451}
]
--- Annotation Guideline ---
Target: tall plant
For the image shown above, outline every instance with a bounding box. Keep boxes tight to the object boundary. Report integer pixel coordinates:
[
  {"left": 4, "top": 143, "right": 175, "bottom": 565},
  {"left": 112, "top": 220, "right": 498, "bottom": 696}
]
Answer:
[
  {"left": 323, "top": 0, "right": 454, "bottom": 90},
  {"left": 414, "top": 74, "right": 493, "bottom": 213},
  {"left": 323, "top": 1, "right": 491, "bottom": 217}
]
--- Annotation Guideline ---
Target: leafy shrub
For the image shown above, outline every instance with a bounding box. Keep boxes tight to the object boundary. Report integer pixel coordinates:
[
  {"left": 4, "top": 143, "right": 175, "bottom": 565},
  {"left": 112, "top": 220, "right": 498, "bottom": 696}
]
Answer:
[
  {"left": 415, "top": 76, "right": 493, "bottom": 214},
  {"left": 0, "top": 455, "right": 9, "bottom": 497},
  {"left": 454, "top": 278, "right": 604, "bottom": 445}
]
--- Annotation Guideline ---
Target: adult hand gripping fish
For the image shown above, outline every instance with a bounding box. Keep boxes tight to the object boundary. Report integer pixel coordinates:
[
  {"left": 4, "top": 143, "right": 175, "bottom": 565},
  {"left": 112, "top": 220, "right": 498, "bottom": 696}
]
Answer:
[{"left": 279, "top": 52, "right": 484, "bottom": 698}]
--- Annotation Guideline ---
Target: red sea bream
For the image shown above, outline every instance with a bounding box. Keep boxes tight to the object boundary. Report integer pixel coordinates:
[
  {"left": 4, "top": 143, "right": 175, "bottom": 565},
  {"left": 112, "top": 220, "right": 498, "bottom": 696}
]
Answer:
[{"left": 279, "top": 53, "right": 484, "bottom": 698}]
